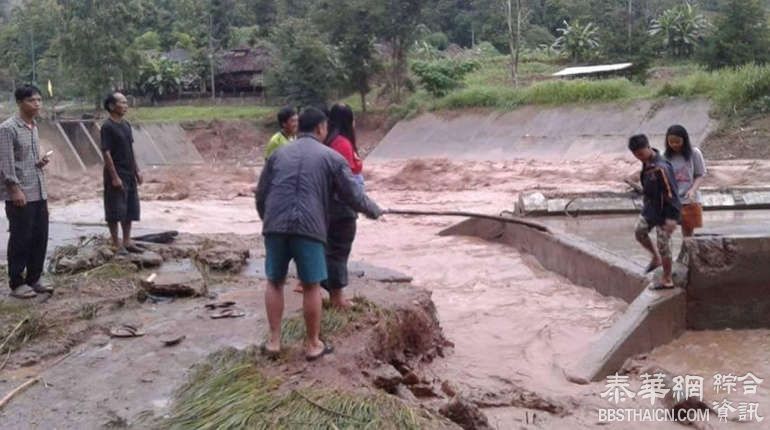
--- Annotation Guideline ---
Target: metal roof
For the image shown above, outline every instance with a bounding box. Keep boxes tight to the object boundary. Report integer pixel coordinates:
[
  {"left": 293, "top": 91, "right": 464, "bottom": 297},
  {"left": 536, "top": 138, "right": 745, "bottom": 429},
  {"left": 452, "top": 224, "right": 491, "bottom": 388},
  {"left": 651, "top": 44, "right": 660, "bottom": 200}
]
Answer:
[{"left": 552, "top": 62, "right": 633, "bottom": 77}]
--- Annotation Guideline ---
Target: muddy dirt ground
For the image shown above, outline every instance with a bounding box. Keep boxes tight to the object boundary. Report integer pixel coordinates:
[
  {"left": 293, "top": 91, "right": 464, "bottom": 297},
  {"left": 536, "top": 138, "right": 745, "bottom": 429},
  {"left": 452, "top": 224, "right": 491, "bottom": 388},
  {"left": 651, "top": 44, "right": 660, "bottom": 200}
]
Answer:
[{"left": 2, "top": 117, "right": 770, "bottom": 429}]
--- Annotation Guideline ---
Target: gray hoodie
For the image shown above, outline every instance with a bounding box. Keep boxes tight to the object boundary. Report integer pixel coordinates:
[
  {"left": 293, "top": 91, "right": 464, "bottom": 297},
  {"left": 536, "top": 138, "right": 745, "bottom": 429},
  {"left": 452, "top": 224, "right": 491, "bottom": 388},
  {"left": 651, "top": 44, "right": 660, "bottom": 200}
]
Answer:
[{"left": 256, "top": 134, "right": 381, "bottom": 243}]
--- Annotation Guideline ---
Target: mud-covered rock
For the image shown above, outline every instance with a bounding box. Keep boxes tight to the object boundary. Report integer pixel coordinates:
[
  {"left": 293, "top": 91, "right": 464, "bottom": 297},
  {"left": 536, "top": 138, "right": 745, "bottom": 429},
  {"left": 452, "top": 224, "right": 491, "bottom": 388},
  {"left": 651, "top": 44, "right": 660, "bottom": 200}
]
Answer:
[
  {"left": 439, "top": 397, "right": 492, "bottom": 430},
  {"left": 369, "top": 364, "right": 403, "bottom": 394},
  {"left": 409, "top": 383, "right": 440, "bottom": 398},
  {"left": 402, "top": 371, "right": 420, "bottom": 386},
  {"left": 51, "top": 244, "right": 114, "bottom": 274},
  {"left": 197, "top": 246, "right": 249, "bottom": 273},
  {"left": 141, "top": 270, "right": 205, "bottom": 297},
  {"left": 441, "top": 381, "right": 458, "bottom": 397},
  {"left": 126, "top": 251, "right": 163, "bottom": 268}
]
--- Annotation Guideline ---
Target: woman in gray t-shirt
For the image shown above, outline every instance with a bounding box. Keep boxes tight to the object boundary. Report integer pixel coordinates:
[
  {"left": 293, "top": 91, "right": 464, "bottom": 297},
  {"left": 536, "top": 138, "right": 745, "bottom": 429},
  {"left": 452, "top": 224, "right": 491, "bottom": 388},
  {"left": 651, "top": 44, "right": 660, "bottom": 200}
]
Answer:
[{"left": 664, "top": 125, "right": 707, "bottom": 239}]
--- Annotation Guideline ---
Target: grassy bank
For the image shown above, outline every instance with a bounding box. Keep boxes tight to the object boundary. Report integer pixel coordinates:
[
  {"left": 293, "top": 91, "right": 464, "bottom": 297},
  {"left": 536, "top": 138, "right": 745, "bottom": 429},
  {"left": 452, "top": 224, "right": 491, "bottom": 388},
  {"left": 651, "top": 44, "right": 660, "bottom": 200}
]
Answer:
[
  {"left": 128, "top": 105, "right": 276, "bottom": 122},
  {"left": 400, "top": 60, "right": 770, "bottom": 119},
  {"left": 158, "top": 347, "right": 439, "bottom": 430}
]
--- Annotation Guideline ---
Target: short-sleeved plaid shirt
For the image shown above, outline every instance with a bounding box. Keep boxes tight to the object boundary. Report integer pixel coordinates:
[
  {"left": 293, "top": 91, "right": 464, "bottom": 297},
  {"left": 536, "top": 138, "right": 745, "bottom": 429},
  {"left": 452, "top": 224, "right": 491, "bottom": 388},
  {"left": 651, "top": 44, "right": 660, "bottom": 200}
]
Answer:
[{"left": 0, "top": 115, "right": 47, "bottom": 202}]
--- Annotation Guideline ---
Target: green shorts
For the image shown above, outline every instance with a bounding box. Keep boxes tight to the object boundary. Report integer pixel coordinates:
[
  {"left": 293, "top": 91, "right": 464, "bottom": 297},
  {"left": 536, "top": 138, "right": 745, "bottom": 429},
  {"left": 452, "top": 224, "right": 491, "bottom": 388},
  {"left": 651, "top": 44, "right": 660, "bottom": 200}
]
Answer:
[{"left": 264, "top": 234, "right": 327, "bottom": 284}]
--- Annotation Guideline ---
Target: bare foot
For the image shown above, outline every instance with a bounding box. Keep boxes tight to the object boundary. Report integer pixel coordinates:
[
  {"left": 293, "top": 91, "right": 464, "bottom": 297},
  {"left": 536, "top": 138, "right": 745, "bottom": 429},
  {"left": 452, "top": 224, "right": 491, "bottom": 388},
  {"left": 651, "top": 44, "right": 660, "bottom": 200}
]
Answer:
[
  {"left": 261, "top": 339, "right": 281, "bottom": 357},
  {"left": 329, "top": 290, "right": 352, "bottom": 310},
  {"left": 331, "top": 298, "right": 352, "bottom": 310},
  {"left": 305, "top": 340, "right": 333, "bottom": 361}
]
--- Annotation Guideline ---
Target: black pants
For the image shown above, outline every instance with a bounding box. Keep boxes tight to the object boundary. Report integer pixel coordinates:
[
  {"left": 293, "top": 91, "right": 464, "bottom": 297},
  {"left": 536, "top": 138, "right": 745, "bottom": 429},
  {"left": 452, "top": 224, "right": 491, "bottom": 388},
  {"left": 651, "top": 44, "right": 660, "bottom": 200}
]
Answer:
[
  {"left": 5, "top": 200, "right": 49, "bottom": 290},
  {"left": 322, "top": 218, "right": 357, "bottom": 291}
]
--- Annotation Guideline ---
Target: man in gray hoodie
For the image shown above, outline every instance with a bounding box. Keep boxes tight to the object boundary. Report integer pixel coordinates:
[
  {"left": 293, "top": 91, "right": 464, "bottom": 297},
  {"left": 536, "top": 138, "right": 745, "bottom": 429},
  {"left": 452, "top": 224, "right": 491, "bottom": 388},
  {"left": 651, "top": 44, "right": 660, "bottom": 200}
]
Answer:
[{"left": 256, "top": 107, "right": 382, "bottom": 361}]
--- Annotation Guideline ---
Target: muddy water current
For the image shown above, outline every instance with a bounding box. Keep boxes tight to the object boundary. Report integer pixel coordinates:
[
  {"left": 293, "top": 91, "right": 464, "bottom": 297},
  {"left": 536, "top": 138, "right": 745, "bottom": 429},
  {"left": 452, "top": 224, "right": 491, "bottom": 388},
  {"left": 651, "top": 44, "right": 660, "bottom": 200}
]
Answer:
[{"left": 22, "top": 159, "right": 770, "bottom": 428}]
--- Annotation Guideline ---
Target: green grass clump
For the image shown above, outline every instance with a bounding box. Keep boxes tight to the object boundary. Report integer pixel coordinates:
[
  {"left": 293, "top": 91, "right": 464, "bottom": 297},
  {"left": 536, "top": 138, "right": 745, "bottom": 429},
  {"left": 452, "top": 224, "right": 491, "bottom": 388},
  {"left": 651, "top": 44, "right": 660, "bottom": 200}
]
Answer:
[
  {"left": 655, "top": 69, "right": 719, "bottom": 98},
  {"left": 714, "top": 63, "right": 770, "bottom": 115},
  {"left": 161, "top": 347, "right": 432, "bottom": 430},
  {"left": 129, "top": 105, "right": 276, "bottom": 122},
  {"left": 655, "top": 63, "right": 770, "bottom": 116},
  {"left": 0, "top": 309, "right": 47, "bottom": 354},
  {"left": 281, "top": 297, "right": 378, "bottom": 343},
  {"left": 436, "top": 78, "right": 642, "bottom": 111},
  {"left": 525, "top": 78, "right": 640, "bottom": 104}
]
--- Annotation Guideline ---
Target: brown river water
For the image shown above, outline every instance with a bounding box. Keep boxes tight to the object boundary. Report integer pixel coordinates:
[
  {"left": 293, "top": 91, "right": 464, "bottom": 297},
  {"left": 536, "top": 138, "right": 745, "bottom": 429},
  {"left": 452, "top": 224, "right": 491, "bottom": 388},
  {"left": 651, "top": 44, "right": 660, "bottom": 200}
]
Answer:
[{"left": 28, "top": 159, "right": 770, "bottom": 428}]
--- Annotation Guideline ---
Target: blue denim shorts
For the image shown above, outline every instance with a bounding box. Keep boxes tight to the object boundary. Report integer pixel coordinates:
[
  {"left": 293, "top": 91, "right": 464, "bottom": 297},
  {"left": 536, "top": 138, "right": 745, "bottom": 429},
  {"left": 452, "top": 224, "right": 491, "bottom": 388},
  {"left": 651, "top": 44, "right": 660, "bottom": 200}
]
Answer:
[{"left": 264, "top": 234, "right": 327, "bottom": 284}]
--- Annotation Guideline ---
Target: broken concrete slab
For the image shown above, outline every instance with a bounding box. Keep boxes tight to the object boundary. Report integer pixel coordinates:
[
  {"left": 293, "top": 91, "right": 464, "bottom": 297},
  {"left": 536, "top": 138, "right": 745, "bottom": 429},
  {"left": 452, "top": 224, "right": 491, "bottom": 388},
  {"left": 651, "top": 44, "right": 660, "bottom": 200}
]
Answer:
[
  {"left": 141, "top": 268, "right": 205, "bottom": 297},
  {"left": 686, "top": 229, "right": 770, "bottom": 330},
  {"left": 244, "top": 258, "right": 414, "bottom": 284},
  {"left": 348, "top": 261, "right": 414, "bottom": 283},
  {"left": 568, "top": 288, "right": 687, "bottom": 383},
  {"left": 197, "top": 246, "right": 249, "bottom": 273}
]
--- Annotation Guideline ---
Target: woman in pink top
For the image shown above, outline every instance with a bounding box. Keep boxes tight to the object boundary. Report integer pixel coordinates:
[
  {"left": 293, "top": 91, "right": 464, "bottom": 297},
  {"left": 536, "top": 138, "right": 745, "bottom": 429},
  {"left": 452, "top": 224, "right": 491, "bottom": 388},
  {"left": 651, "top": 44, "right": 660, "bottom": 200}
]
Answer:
[{"left": 322, "top": 103, "right": 364, "bottom": 309}]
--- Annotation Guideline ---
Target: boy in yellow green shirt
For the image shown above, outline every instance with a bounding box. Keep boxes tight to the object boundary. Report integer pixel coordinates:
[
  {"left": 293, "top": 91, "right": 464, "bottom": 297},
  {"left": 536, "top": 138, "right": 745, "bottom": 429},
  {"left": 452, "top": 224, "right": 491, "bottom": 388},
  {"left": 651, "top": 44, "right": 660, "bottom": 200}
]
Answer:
[{"left": 264, "top": 107, "right": 298, "bottom": 159}]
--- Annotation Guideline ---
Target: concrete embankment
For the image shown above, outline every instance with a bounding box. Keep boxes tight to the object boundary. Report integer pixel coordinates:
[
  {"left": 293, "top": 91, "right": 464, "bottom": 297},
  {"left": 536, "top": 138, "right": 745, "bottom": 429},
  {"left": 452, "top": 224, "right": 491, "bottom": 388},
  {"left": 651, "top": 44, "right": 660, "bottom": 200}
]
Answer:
[
  {"left": 369, "top": 99, "right": 713, "bottom": 161},
  {"left": 30, "top": 119, "right": 204, "bottom": 176}
]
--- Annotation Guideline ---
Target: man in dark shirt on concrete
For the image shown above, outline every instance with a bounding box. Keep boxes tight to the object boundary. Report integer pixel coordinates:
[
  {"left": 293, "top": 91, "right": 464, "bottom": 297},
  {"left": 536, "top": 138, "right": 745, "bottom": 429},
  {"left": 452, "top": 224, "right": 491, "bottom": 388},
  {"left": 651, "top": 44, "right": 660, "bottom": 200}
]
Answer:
[
  {"left": 101, "top": 92, "right": 142, "bottom": 255},
  {"left": 629, "top": 134, "right": 681, "bottom": 289},
  {"left": 0, "top": 85, "right": 52, "bottom": 299}
]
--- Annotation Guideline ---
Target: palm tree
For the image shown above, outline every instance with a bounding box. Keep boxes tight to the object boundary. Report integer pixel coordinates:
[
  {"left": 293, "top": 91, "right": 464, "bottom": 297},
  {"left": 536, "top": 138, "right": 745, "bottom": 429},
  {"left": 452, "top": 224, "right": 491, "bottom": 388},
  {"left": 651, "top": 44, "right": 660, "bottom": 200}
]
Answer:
[
  {"left": 552, "top": 20, "right": 600, "bottom": 64},
  {"left": 649, "top": 3, "right": 708, "bottom": 57}
]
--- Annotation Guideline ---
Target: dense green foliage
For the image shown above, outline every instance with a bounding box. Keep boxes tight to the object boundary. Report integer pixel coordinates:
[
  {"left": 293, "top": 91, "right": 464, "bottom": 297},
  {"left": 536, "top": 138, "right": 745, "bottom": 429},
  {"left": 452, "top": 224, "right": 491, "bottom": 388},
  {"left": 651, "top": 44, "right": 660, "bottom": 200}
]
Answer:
[
  {"left": 0, "top": 0, "right": 769, "bottom": 109},
  {"left": 411, "top": 59, "right": 479, "bottom": 97}
]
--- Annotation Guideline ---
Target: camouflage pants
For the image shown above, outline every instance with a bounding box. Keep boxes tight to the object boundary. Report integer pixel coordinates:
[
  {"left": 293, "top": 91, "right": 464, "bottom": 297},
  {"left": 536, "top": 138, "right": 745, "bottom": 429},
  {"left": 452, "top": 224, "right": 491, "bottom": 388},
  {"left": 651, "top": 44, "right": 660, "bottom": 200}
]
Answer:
[{"left": 634, "top": 216, "right": 672, "bottom": 259}]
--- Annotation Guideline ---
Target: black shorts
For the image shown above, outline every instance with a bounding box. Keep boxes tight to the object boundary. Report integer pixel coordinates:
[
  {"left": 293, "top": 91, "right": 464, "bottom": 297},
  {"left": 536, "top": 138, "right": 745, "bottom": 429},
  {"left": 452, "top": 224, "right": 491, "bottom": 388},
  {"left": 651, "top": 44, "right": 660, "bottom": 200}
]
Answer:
[
  {"left": 104, "top": 173, "right": 140, "bottom": 223},
  {"left": 322, "top": 218, "right": 357, "bottom": 291}
]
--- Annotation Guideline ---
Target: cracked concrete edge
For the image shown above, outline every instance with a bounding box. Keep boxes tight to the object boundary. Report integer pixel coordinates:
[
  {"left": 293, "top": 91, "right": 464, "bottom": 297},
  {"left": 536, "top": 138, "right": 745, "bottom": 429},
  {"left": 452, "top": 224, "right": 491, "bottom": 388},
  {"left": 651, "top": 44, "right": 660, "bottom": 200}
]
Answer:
[{"left": 516, "top": 188, "right": 770, "bottom": 216}]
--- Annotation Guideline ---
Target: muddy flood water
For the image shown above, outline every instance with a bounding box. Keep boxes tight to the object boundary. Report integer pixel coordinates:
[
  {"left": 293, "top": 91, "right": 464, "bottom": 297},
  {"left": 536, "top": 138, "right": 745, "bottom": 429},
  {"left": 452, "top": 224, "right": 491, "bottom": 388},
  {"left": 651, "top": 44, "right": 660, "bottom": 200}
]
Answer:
[{"left": 9, "top": 158, "right": 770, "bottom": 428}]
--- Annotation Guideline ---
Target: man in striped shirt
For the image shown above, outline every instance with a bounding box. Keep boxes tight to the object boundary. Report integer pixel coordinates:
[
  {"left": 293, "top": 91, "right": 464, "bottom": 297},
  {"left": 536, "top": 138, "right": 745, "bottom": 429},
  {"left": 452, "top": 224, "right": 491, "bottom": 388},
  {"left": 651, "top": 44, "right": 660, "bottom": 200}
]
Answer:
[{"left": 0, "top": 84, "right": 52, "bottom": 298}]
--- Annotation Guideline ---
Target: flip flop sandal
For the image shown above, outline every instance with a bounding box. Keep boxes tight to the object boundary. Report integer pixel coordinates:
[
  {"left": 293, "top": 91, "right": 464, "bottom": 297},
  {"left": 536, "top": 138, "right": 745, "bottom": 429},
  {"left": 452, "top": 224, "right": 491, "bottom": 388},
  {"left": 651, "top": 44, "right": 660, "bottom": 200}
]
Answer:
[
  {"left": 650, "top": 283, "right": 675, "bottom": 290},
  {"left": 645, "top": 261, "right": 662, "bottom": 274},
  {"left": 162, "top": 335, "right": 186, "bottom": 347},
  {"left": 260, "top": 342, "right": 281, "bottom": 359},
  {"left": 210, "top": 308, "right": 246, "bottom": 319},
  {"left": 110, "top": 324, "right": 146, "bottom": 338},
  {"left": 306, "top": 343, "right": 334, "bottom": 362},
  {"left": 204, "top": 301, "right": 236, "bottom": 310}
]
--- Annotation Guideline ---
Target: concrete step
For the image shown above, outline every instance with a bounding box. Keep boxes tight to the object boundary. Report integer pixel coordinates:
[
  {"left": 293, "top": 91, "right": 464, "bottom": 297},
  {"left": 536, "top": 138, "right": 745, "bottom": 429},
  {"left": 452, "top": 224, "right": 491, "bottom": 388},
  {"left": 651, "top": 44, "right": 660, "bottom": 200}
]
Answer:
[
  {"left": 516, "top": 187, "right": 770, "bottom": 216},
  {"left": 568, "top": 287, "right": 687, "bottom": 384}
]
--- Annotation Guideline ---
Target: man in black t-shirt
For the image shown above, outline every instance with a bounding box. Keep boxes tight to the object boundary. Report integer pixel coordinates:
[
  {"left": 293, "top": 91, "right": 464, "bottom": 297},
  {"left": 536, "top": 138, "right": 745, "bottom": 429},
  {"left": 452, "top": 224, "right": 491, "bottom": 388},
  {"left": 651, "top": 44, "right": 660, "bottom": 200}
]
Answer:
[{"left": 101, "top": 92, "right": 143, "bottom": 254}]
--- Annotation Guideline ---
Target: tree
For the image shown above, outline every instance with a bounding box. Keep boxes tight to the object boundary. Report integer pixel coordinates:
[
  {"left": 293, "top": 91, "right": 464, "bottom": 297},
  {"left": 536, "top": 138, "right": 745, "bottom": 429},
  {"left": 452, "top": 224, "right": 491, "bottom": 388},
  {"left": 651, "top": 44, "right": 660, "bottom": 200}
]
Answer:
[
  {"left": 60, "top": 1, "right": 142, "bottom": 104},
  {"left": 649, "top": 3, "right": 708, "bottom": 57},
  {"left": 700, "top": 0, "right": 770, "bottom": 69},
  {"left": 505, "top": 0, "right": 526, "bottom": 87},
  {"left": 134, "top": 31, "right": 162, "bottom": 51},
  {"left": 137, "top": 56, "right": 182, "bottom": 103},
  {"left": 265, "top": 17, "right": 339, "bottom": 107},
  {"left": 411, "top": 59, "right": 479, "bottom": 97},
  {"left": 553, "top": 19, "right": 600, "bottom": 63},
  {"left": 0, "top": 0, "right": 63, "bottom": 86},
  {"left": 372, "top": 0, "right": 426, "bottom": 101},
  {"left": 315, "top": 0, "right": 380, "bottom": 112}
]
